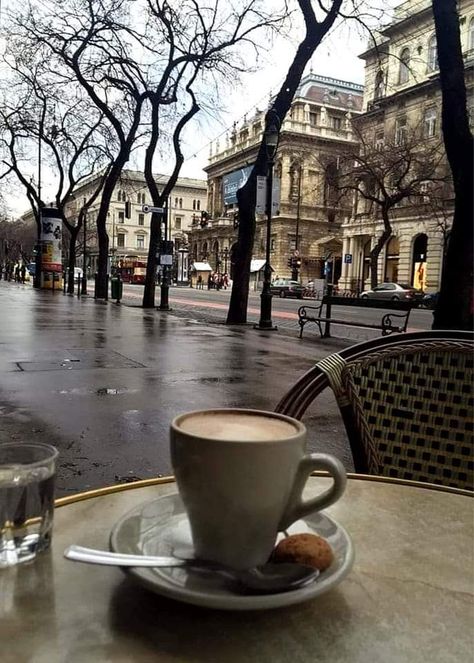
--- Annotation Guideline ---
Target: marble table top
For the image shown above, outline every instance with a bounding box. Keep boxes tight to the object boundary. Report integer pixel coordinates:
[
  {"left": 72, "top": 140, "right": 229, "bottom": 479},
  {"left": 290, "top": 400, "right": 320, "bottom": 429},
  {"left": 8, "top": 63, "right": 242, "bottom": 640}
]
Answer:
[{"left": 1, "top": 476, "right": 472, "bottom": 663}]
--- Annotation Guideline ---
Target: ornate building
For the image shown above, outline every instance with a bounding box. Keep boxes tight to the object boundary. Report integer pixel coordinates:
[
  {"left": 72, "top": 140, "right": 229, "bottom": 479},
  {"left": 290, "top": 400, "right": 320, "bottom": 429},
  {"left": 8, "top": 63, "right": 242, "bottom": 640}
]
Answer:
[
  {"left": 338, "top": 0, "right": 474, "bottom": 293},
  {"left": 189, "top": 73, "right": 364, "bottom": 283}
]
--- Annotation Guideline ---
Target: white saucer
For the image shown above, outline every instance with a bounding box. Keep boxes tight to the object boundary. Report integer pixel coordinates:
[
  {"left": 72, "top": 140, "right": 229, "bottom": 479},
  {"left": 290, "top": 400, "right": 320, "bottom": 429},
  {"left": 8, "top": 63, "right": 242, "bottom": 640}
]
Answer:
[{"left": 109, "top": 492, "right": 354, "bottom": 611}]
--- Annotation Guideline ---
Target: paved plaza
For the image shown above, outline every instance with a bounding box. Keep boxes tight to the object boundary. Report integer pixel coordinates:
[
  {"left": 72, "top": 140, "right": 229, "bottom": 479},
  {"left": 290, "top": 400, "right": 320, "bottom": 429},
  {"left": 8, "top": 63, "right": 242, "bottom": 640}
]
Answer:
[{"left": 0, "top": 282, "right": 359, "bottom": 496}]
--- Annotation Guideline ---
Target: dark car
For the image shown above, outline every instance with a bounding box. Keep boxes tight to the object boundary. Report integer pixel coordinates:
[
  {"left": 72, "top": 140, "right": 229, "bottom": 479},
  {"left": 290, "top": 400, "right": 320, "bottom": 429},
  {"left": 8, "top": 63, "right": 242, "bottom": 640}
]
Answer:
[
  {"left": 269, "top": 278, "right": 305, "bottom": 299},
  {"left": 421, "top": 292, "right": 439, "bottom": 309},
  {"left": 360, "top": 282, "right": 423, "bottom": 304}
]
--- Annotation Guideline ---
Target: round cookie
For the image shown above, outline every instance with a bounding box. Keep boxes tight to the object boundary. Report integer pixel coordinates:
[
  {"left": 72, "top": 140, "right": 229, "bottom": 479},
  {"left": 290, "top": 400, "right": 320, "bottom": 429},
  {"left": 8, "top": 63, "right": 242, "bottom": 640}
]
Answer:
[{"left": 271, "top": 533, "right": 334, "bottom": 571}]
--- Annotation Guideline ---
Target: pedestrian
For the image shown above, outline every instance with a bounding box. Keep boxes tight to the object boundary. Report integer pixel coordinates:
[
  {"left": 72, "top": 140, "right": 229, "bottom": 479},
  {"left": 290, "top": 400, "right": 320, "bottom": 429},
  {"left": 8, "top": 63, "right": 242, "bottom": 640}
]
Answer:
[
  {"left": 14, "top": 264, "right": 20, "bottom": 282},
  {"left": 207, "top": 273, "right": 212, "bottom": 290},
  {"left": 197, "top": 274, "right": 202, "bottom": 290},
  {"left": 20, "top": 264, "right": 26, "bottom": 283}
]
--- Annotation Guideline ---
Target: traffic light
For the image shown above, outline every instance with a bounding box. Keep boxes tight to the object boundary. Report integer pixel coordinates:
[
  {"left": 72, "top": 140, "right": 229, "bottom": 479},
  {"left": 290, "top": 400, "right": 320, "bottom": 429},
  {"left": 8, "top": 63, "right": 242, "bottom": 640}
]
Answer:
[
  {"left": 295, "top": 257, "right": 302, "bottom": 269},
  {"left": 287, "top": 257, "right": 293, "bottom": 268},
  {"left": 233, "top": 212, "right": 239, "bottom": 229},
  {"left": 200, "top": 211, "right": 209, "bottom": 227},
  {"left": 125, "top": 201, "right": 131, "bottom": 219}
]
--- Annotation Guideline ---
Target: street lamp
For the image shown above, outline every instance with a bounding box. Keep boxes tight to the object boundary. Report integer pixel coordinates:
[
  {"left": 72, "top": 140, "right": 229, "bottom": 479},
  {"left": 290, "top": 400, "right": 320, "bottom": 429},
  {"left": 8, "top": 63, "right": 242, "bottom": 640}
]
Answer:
[
  {"left": 255, "top": 113, "right": 280, "bottom": 330},
  {"left": 222, "top": 246, "right": 229, "bottom": 275}
]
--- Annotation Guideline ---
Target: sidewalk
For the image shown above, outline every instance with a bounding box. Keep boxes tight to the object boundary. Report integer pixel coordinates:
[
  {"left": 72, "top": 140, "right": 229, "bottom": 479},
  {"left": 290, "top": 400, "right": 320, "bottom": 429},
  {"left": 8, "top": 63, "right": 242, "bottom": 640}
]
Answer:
[{"left": 0, "top": 282, "right": 353, "bottom": 495}]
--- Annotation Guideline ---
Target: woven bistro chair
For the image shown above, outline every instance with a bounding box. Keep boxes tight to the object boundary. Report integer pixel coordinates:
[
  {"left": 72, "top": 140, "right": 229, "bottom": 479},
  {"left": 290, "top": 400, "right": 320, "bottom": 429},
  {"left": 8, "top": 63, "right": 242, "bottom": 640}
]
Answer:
[{"left": 275, "top": 331, "right": 474, "bottom": 491}]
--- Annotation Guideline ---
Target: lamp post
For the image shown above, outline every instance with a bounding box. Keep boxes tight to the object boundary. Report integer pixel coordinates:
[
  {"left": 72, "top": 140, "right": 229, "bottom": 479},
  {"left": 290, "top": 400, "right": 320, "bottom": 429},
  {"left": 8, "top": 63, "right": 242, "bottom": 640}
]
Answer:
[
  {"left": 291, "top": 163, "right": 302, "bottom": 281},
  {"left": 255, "top": 113, "right": 280, "bottom": 331},
  {"left": 222, "top": 246, "right": 229, "bottom": 275}
]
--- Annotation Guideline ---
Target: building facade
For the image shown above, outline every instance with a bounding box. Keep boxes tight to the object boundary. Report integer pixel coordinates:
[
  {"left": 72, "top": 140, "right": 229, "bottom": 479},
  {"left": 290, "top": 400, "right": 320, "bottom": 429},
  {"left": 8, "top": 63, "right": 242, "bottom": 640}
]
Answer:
[
  {"left": 339, "top": 0, "right": 474, "bottom": 293},
  {"left": 60, "top": 169, "right": 207, "bottom": 273},
  {"left": 189, "top": 73, "right": 364, "bottom": 283}
]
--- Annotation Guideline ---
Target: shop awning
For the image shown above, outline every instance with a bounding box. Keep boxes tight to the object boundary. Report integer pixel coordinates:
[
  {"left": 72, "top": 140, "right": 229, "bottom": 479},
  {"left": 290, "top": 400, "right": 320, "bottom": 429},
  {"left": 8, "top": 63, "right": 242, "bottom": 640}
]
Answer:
[{"left": 191, "top": 262, "right": 213, "bottom": 272}]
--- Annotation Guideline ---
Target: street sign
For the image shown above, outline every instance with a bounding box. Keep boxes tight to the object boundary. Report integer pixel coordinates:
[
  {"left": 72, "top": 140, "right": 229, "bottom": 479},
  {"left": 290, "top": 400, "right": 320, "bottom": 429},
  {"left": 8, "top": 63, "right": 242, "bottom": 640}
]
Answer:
[
  {"left": 256, "top": 176, "right": 266, "bottom": 214},
  {"left": 142, "top": 205, "right": 165, "bottom": 214},
  {"left": 344, "top": 253, "right": 353, "bottom": 264},
  {"left": 160, "top": 255, "right": 173, "bottom": 266},
  {"left": 255, "top": 176, "right": 281, "bottom": 215}
]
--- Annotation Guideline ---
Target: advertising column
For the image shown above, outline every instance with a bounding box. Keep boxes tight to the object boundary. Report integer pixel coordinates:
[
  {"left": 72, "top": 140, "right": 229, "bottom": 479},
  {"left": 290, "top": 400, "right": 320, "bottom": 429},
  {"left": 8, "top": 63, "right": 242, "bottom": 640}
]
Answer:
[{"left": 40, "top": 207, "right": 63, "bottom": 289}]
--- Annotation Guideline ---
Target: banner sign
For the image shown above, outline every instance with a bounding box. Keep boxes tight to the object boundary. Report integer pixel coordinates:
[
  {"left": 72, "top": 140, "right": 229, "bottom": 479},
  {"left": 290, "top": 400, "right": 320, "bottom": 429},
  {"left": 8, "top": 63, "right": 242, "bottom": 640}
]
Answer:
[
  {"left": 40, "top": 208, "right": 62, "bottom": 272},
  {"left": 222, "top": 166, "right": 253, "bottom": 205}
]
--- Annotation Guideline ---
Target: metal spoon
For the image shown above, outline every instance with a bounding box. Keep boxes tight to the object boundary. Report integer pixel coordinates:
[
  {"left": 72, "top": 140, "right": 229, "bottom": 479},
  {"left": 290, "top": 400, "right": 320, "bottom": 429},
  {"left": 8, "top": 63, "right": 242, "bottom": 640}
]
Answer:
[{"left": 64, "top": 544, "right": 319, "bottom": 594}]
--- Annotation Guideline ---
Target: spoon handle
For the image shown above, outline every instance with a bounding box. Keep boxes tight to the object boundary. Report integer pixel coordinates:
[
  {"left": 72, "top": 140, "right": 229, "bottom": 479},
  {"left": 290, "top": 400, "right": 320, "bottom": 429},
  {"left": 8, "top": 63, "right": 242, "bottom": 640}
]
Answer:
[{"left": 64, "top": 544, "right": 186, "bottom": 567}]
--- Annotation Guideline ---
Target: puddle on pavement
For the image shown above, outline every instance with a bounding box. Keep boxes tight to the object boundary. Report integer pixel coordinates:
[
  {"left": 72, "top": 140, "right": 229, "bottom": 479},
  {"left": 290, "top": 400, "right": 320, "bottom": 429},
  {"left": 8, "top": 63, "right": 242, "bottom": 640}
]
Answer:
[{"left": 54, "top": 387, "right": 139, "bottom": 396}]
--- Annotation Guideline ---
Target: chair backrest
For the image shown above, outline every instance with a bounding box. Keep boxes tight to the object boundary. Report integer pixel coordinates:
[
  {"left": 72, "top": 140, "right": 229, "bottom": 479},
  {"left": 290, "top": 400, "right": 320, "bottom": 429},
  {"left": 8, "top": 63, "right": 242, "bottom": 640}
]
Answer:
[{"left": 276, "top": 331, "right": 474, "bottom": 491}]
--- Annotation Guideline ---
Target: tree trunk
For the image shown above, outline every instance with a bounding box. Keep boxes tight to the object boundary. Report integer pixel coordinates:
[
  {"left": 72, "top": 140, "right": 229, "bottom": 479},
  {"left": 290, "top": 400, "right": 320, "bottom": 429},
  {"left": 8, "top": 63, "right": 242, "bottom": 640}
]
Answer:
[
  {"left": 67, "top": 227, "right": 79, "bottom": 294},
  {"left": 431, "top": 0, "right": 474, "bottom": 330},
  {"left": 143, "top": 212, "right": 161, "bottom": 308},
  {"left": 369, "top": 206, "right": 392, "bottom": 289},
  {"left": 226, "top": 1, "right": 343, "bottom": 324}
]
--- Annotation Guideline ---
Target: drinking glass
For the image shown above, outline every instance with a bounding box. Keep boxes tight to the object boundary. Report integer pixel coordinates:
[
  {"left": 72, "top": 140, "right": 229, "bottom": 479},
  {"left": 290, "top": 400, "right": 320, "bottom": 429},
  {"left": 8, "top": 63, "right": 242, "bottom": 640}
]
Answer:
[{"left": 0, "top": 442, "right": 58, "bottom": 567}]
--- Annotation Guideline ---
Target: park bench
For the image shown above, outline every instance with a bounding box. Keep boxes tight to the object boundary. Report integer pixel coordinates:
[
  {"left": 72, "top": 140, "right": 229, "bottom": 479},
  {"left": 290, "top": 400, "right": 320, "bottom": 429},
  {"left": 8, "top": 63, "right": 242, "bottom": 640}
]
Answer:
[{"left": 297, "top": 296, "right": 414, "bottom": 339}]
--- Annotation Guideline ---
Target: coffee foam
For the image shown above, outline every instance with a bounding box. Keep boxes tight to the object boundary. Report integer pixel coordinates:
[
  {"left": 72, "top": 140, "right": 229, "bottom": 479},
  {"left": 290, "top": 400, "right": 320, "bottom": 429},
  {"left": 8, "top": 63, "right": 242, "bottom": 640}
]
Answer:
[{"left": 178, "top": 411, "right": 299, "bottom": 442}]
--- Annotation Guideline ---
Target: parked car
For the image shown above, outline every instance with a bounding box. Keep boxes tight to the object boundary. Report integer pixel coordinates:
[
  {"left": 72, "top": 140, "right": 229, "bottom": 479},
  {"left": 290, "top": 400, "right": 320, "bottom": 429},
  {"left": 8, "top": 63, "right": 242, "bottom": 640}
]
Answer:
[
  {"left": 360, "top": 282, "right": 423, "bottom": 304},
  {"left": 269, "top": 278, "right": 305, "bottom": 299}
]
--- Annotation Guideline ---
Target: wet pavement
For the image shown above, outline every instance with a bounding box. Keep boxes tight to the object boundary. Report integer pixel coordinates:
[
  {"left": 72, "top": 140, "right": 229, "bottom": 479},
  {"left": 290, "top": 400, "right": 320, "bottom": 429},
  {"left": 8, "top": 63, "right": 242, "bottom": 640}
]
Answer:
[{"left": 0, "top": 282, "right": 355, "bottom": 496}]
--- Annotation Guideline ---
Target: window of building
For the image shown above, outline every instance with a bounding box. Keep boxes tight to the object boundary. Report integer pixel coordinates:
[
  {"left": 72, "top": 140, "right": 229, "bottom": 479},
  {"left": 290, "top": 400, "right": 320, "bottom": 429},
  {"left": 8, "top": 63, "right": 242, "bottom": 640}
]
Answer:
[
  {"left": 117, "top": 234, "right": 125, "bottom": 247},
  {"left": 375, "top": 130, "right": 385, "bottom": 150},
  {"left": 395, "top": 116, "right": 407, "bottom": 145},
  {"left": 427, "top": 35, "right": 438, "bottom": 72},
  {"left": 137, "top": 192, "right": 141, "bottom": 203},
  {"left": 138, "top": 213, "right": 145, "bottom": 226},
  {"left": 398, "top": 48, "right": 410, "bottom": 84},
  {"left": 423, "top": 107, "right": 437, "bottom": 137},
  {"left": 309, "top": 112, "right": 318, "bottom": 126},
  {"left": 270, "top": 237, "right": 276, "bottom": 252},
  {"left": 374, "top": 70, "right": 385, "bottom": 100},
  {"left": 175, "top": 197, "right": 179, "bottom": 207},
  {"left": 175, "top": 217, "right": 182, "bottom": 230},
  {"left": 179, "top": 198, "right": 183, "bottom": 209},
  {"left": 197, "top": 200, "right": 201, "bottom": 211},
  {"left": 136, "top": 234, "right": 145, "bottom": 249},
  {"left": 469, "top": 17, "right": 474, "bottom": 51},
  {"left": 141, "top": 192, "right": 146, "bottom": 204},
  {"left": 118, "top": 211, "right": 125, "bottom": 223},
  {"left": 193, "top": 200, "right": 196, "bottom": 210},
  {"left": 117, "top": 190, "right": 126, "bottom": 202},
  {"left": 330, "top": 116, "right": 342, "bottom": 130}
]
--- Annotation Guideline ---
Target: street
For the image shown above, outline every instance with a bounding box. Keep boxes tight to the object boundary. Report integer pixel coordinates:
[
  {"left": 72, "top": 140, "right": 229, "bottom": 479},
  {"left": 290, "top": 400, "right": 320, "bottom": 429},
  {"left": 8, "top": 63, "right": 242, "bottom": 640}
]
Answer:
[
  {"left": 0, "top": 282, "right": 360, "bottom": 496},
  {"left": 120, "top": 283, "right": 434, "bottom": 340}
]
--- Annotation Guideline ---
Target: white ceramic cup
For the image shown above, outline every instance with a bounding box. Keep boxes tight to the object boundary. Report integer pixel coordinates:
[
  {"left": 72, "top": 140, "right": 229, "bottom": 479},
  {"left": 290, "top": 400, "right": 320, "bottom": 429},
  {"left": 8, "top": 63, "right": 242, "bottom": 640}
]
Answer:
[{"left": 170, "top": 408, "right": 346, "bottom": 570}]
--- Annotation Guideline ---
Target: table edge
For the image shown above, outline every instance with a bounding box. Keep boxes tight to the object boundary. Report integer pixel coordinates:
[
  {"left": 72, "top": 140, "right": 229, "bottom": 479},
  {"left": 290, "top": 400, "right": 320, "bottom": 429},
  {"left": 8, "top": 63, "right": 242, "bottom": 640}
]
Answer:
[{"left": 55, "top": 472, "right": 473, "bottom": 507}]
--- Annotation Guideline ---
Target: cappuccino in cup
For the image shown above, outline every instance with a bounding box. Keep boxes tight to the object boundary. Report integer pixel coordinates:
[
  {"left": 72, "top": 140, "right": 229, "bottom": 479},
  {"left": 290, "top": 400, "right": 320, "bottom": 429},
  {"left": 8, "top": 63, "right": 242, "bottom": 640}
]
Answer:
[{"left": 171, "top": 408, "right": 346, "bottom": 570}]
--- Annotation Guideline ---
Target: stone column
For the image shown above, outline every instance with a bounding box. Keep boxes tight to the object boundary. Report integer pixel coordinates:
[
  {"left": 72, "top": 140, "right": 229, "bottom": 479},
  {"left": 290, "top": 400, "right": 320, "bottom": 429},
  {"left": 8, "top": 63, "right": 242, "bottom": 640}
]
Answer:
[{"left": 347, "top": 236, "right": 355, "bottom": 288}]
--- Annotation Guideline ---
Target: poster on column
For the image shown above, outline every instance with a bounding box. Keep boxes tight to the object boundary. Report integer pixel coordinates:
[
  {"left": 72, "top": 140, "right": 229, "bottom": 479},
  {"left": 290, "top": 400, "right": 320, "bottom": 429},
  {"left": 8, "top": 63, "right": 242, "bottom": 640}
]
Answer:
[{"left": 40, "top": 208, "right": 62, "bottom": 272}]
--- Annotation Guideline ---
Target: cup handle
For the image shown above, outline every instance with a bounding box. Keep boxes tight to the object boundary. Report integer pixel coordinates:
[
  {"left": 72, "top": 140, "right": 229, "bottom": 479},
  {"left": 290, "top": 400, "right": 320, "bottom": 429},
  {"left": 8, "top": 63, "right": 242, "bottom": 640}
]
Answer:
[{"left": 278, "top": 454, "right": 347, "bottom": 531}]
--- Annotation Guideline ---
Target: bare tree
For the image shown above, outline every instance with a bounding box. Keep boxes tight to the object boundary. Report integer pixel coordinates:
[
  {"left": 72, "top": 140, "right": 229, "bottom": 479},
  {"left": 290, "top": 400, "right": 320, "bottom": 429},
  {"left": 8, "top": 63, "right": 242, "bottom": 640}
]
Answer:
[
  {"left": 141, "top": 1, "right": 287, "bottom": 308},
  {"left": 431, "top": 0, "right": 473, "bottom": 330},
  {"left": 337, "top": 125, "right": 448, "bottom": 289},
  {"left": 0, "top": 52, "right": 114, "bottom": 292},
  {"left": 225, "top": 0, "right": 353, "bottom": 324}
]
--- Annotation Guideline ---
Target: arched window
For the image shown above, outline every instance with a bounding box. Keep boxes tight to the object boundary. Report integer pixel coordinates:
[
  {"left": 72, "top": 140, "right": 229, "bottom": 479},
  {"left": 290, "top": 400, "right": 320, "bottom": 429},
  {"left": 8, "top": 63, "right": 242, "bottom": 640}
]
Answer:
[
  {"left": 179, "top": 198, "right": 183, "bottom": 209},
  {"left": 374, "top": 70, "right": 385, "bottom": 100},
  {"left": 197, "top": 200, "right": 200, "bottom": 211},
  {"left": 175, "top": 197, "right": 179, "bottom": 207},
  {"left": 193, "top": 200, "right": 196, "bottom": 210},
  {"left": 398, "top": 48, "right": 410, "bottom": 84},
  {"left": 469, "top": 17, "right": 474, "bottom": 51},
  {"left": 137, "top": 192, "right": 141, "bottom": 203},
  {"left": 427, "top": 35, "right": 438, "bottom": 72},
  {"left": 118, "top": 190, "right": 125, "bottom": 202}
]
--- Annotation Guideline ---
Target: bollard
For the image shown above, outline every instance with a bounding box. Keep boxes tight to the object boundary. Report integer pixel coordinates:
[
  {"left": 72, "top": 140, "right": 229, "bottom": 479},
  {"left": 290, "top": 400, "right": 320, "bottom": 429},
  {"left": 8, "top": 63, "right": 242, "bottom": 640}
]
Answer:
[{"left": 63, "top": 272, "right": 67, "bottom": 294}]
